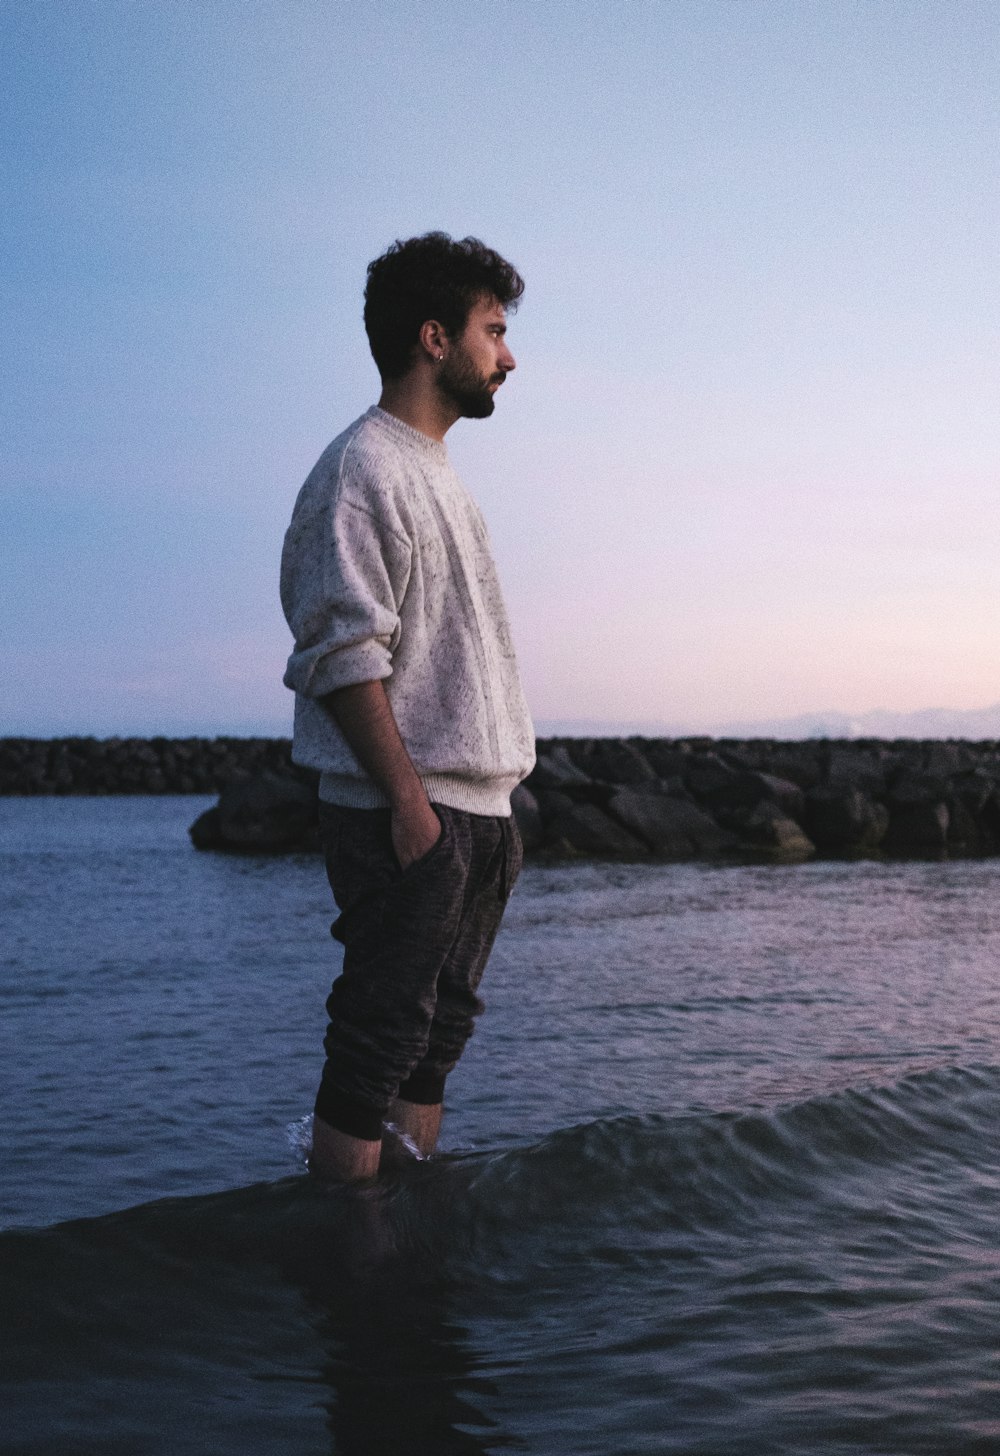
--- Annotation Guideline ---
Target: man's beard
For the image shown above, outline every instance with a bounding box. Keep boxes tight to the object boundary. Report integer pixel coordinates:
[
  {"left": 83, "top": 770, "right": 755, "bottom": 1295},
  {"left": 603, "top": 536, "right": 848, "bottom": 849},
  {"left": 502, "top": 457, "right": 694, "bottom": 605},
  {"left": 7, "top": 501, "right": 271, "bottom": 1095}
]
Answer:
[{"left": 437, "top": 351, "right": 504, "bottom": 419}]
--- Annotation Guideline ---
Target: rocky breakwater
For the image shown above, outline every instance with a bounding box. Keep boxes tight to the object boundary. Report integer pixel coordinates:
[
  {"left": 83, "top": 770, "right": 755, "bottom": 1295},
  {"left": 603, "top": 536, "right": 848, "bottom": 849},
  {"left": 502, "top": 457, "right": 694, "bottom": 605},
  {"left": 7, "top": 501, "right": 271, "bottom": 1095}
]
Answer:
[
  {"left": 190, "top": 735, "right": 1000, "bottom": 862},
  {"left": 515, "top": 736, "right": 1000, "bottom": 863},
  {"left": 0, "top": 736, "right": 301, "bottom": 796},
  {"left": 5, "top": 734, "right": 1000, "bottom": 862},
  {"left": 0, "top": 735, "right": 323, "bottom": 855}
]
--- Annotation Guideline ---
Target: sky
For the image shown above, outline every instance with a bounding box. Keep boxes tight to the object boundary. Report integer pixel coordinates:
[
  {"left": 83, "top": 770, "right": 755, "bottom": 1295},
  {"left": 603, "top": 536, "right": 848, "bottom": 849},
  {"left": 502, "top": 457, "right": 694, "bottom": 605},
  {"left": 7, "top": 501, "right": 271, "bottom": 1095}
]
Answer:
[{"left": 2, "top": 0, "right": 999, "bottom": 737}]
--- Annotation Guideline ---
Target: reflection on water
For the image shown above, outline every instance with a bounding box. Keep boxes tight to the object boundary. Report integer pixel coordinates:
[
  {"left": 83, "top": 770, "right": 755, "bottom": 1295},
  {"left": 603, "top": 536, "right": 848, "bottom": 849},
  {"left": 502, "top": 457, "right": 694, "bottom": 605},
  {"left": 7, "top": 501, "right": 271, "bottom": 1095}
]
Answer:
[{"left": 309, "top": 1204, "right": 498, "bottom": 1456}]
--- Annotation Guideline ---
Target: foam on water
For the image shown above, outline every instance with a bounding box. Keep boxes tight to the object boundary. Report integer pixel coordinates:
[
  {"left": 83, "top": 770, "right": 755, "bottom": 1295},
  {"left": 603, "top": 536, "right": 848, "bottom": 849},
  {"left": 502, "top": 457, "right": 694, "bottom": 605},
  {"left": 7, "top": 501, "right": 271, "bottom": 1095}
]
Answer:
[
  {"left": 284, "top": 1112, "right": 429, "bottom": 1177},
  {"left": 285, "top": 1112, "right": 314, "bottom": 1167}
]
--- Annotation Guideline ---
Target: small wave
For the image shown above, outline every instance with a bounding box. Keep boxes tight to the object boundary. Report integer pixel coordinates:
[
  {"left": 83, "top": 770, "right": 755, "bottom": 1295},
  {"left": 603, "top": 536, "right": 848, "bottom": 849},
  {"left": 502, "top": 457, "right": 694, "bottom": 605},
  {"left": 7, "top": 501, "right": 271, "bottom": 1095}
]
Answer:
[
  {"left": 4, "top": 1062, "right": 999, "bottom": 1277},
  {"left": 6, "top": 1064, "right": 1000, "bottom": 1456}
]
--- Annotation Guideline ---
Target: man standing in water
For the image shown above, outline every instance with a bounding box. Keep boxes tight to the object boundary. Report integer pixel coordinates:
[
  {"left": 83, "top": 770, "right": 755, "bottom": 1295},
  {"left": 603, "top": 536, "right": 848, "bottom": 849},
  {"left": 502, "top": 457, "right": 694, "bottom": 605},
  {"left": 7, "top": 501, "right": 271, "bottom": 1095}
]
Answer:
[{"left": 281, "top": 233, "right": 535, "bottom": 1183}]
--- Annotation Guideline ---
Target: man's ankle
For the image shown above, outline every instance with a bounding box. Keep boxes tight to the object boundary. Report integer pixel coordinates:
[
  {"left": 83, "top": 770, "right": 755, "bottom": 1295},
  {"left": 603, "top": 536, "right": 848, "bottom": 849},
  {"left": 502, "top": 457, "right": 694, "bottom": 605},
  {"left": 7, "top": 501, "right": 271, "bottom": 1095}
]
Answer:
[
  {"left": 385, "top": 1098, "right": 442, "bottom": 1158},
  {"left": 310, "top": 1114, "right": 381, "bottom": 1183}
]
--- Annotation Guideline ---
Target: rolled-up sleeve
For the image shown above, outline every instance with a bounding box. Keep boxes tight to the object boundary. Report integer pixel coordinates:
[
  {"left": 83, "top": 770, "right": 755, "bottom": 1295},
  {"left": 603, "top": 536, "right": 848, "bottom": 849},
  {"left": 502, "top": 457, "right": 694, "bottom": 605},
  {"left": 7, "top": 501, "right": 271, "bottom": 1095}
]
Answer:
[{"left": 281, "top": 492, "right": 412, "bottom": 699}]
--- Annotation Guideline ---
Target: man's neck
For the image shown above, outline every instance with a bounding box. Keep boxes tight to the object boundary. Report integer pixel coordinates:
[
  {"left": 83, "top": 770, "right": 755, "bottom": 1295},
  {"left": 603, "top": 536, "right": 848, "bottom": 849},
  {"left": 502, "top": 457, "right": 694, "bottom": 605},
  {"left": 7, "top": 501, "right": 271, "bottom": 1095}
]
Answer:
[{"left": 377, "top": 375, "right": 459, "bottom": 443}]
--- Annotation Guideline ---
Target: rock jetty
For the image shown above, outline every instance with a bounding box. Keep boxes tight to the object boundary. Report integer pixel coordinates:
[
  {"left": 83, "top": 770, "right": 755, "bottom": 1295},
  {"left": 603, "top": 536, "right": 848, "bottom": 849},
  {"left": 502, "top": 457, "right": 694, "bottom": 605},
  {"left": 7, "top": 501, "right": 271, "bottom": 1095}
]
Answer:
[
  {"left": 0, "top": 736, "right": 300, "bottom": 797},
  {"left": 5, "top": 734, "right": 1000, "bottom": 863}
]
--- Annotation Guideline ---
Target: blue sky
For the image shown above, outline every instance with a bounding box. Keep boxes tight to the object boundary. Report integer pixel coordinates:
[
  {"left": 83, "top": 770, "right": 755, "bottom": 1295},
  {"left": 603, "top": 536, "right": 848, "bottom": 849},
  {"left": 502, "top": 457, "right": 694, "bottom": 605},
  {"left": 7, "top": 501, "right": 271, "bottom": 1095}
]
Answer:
[{"left": 3, "top": 0, "right": 998, "bottom": 736}]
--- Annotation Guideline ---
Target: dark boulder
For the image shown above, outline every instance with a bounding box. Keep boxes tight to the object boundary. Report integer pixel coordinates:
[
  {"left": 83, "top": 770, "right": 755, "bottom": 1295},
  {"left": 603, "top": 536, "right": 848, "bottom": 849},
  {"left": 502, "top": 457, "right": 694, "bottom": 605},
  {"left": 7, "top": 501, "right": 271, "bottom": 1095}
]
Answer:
[
  {"left": 883, "top": 801, "right": 950, "bottom": 857},
  {"left": 608, "top": 787, "right": 736, "bottom": 858},
  {"left": 714, "top": 740, "right": 823, "bottom": 789},
  {"left": 882, "top": 766, "right": 954, "bottom": 857},
  {"left": 826, "top": 746, "right": 887, "bottom": 798},
  {"left": 886, "top": 769, "right": 950, "bottom": 810},
  {"left": 188, "top": 804, "right": 224, "bottom": 849},
  {"left": 763, "top": 747, "right": 824, "bottom": 791},
  {"left": 684, "top": 754, "right": 742, "bottom": 802},
  {"left": 641, "top": 741, "right": 692, "bottom": 778},
  {"left": 714, "top": 741, "right": 770, "bottom": 771},
  {"left": 723, "top": 801, "right": 815, "bottom": 863},
  {"left": 754, "top": 773, "right": 807, "bottom": 820},
  {"left": 538, "top": 791, "right": 648, "bottom": 858},
  {"left": 687, "top": 760, "right": 805, "bottom": 821},
  {"left": 923, "top": 742, "right": 974, "bottom": 779},
  {"left": 945, "top": 794, "right": 982, "bottom": 856},
  {"left": 511, "top": 784, "right": 544, "bottom": 852},
  {"left": 804, "top": 787, "right": 889, "bottom": 855},
  {"left": 978, "top": 790, "right": 1000, "bottom": 848},
  {"left": 189, "top": 772, "right": 319, "bottom": 852},
  {"left": 950, "top": 768, "right": 997, "bottom": 816},
  {"left": 529, "top": 745, "right": 592, "bottom": 789},
  {"left": 650, "top": 773, "right": 688, "bottom": 799},
  {"left": 568, "top": 738, "right": 656, "bottom": 784}
]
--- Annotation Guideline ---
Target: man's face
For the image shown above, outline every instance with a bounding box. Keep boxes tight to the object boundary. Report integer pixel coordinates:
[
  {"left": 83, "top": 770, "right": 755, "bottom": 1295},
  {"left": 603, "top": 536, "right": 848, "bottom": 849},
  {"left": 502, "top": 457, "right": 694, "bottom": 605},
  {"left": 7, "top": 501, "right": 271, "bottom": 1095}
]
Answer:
[{"left": 437, "top": 295, "right": 516, "bottom": 419}]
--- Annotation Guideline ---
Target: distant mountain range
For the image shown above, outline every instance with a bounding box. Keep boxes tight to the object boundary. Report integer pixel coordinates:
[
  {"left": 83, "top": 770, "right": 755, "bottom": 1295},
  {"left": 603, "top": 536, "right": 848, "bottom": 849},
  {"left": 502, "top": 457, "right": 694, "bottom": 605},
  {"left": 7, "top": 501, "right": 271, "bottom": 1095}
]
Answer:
[{"left": 535, "top": 704, "right": 1000, "bottom": 741}]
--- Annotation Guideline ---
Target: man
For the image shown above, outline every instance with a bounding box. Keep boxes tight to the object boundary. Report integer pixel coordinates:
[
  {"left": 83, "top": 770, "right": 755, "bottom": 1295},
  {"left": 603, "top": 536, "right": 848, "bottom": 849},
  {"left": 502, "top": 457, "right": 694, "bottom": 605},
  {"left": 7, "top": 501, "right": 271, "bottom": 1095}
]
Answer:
[{"left": 281, "top": 232, "right": 535, "bottom": 1183}]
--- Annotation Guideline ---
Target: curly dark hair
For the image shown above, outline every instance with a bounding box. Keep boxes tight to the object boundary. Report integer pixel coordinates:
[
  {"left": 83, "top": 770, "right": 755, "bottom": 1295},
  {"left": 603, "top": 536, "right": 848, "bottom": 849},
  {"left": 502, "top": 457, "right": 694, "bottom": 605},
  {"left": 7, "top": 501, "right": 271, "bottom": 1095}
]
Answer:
[{"left": 363, "top": 231, "right": 524, "bottom": 380}]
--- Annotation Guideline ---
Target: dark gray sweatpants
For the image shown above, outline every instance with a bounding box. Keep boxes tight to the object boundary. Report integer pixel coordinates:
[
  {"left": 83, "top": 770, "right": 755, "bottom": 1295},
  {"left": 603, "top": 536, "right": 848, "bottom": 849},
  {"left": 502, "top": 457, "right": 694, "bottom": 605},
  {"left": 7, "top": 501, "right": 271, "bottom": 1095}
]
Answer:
[{"left": 314, "top": 801, "right": 522, "bottom": 1141}]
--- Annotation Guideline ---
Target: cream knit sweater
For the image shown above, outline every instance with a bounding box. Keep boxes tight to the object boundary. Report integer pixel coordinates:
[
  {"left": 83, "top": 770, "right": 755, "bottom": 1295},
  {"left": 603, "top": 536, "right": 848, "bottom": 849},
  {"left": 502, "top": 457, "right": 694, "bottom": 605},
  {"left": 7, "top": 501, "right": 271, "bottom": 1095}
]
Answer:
[{"left": 280, "top": 407, "right": 535, "bottom": 816}]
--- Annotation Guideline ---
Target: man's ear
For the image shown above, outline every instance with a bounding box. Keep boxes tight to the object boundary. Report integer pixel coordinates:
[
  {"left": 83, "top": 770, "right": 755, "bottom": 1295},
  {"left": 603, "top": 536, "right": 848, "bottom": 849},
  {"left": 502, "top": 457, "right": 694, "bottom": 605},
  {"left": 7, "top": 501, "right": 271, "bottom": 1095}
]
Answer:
[{"left": 418, "top": 318, "right": 448, "bottom": 362}]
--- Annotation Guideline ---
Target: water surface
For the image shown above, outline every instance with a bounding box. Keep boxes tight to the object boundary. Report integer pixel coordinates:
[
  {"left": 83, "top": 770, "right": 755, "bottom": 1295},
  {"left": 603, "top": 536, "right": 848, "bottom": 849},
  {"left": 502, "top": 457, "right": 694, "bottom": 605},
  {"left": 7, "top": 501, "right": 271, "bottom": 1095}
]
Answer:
[{"left": 3, "top": 797, "right": 1000, "bottom": 1453}]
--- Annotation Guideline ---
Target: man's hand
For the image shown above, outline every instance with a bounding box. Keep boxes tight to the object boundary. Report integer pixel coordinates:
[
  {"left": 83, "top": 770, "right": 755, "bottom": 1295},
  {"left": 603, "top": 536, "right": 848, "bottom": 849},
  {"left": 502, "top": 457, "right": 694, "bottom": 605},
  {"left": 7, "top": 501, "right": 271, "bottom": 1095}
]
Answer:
[
  {"left": 391, "top": 795, "right": 442, "bottom": 871},
  {"left": 323, "top": 680, "right": 442, "bottom": 870}
]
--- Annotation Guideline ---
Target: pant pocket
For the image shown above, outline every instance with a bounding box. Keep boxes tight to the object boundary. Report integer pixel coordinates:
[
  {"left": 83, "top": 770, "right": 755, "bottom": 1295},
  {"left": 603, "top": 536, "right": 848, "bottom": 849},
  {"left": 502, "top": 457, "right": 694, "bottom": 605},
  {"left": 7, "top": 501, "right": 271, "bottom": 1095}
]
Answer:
[
  {"left": 399, "top": 806, "right": 452, "bottom": 878},
  {"left": 500, "top": 816, "right": 523, "bottom": 902}
]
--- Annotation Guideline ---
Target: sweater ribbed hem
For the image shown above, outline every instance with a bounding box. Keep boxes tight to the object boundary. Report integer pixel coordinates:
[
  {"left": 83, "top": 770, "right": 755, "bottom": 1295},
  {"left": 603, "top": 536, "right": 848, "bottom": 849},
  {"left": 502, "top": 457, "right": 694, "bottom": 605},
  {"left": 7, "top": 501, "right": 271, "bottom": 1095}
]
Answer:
[{"left": 318, "top": 769, "right": 515, "bottom": 817}]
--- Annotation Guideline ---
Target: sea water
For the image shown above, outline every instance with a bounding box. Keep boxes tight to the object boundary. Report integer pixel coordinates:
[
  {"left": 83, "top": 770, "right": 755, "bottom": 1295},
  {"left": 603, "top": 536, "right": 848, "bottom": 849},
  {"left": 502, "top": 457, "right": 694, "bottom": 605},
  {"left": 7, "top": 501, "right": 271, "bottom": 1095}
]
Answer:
[{"left": 3, "top": 796, "right": 1000, "bottom": 1454}]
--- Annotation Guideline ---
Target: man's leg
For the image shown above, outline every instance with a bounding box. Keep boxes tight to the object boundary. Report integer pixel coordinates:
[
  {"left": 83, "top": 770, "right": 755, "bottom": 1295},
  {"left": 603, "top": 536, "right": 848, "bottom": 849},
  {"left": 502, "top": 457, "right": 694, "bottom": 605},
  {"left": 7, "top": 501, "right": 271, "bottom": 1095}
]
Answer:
[
  {"left": 311, "top": 1116, "right": 382, "bottom": 1183},
  {"left": 392, "top": 813, "right": 523, "bottom": 1154},
  {"left": 313, "top": 804, "right": 469, "bottom": 1181},
  {"left": 385, "top": 1098, "right": 442, "bottom": 1158}
]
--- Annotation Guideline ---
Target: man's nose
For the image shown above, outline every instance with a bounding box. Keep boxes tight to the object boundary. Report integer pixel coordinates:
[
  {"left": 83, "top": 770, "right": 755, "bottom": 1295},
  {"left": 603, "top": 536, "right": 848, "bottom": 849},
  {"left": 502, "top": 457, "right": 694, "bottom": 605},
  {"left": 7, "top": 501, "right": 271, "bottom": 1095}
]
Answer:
[{"left": 499, "top": 344, "right": 516, "bottom": 372}]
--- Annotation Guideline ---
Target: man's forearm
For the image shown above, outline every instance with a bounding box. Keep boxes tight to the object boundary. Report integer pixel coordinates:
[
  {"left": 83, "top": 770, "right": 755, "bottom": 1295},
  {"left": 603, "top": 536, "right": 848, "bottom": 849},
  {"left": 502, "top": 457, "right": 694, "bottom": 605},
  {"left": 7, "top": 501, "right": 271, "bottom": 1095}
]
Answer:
[
  {"left": 323, "top": 680, "right": 440, "bottom": 868},
  {"left": 325, "top": 679, "right": 425, "bottom": 809}
]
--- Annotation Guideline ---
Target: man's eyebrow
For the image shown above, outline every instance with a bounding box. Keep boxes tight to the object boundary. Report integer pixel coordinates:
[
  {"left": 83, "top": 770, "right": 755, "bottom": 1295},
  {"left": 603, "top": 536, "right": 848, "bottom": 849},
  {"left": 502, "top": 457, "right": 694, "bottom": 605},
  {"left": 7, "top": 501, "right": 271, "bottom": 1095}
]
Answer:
[{"left": 489, "top": 322, "right": 507, "bottom": 333}]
